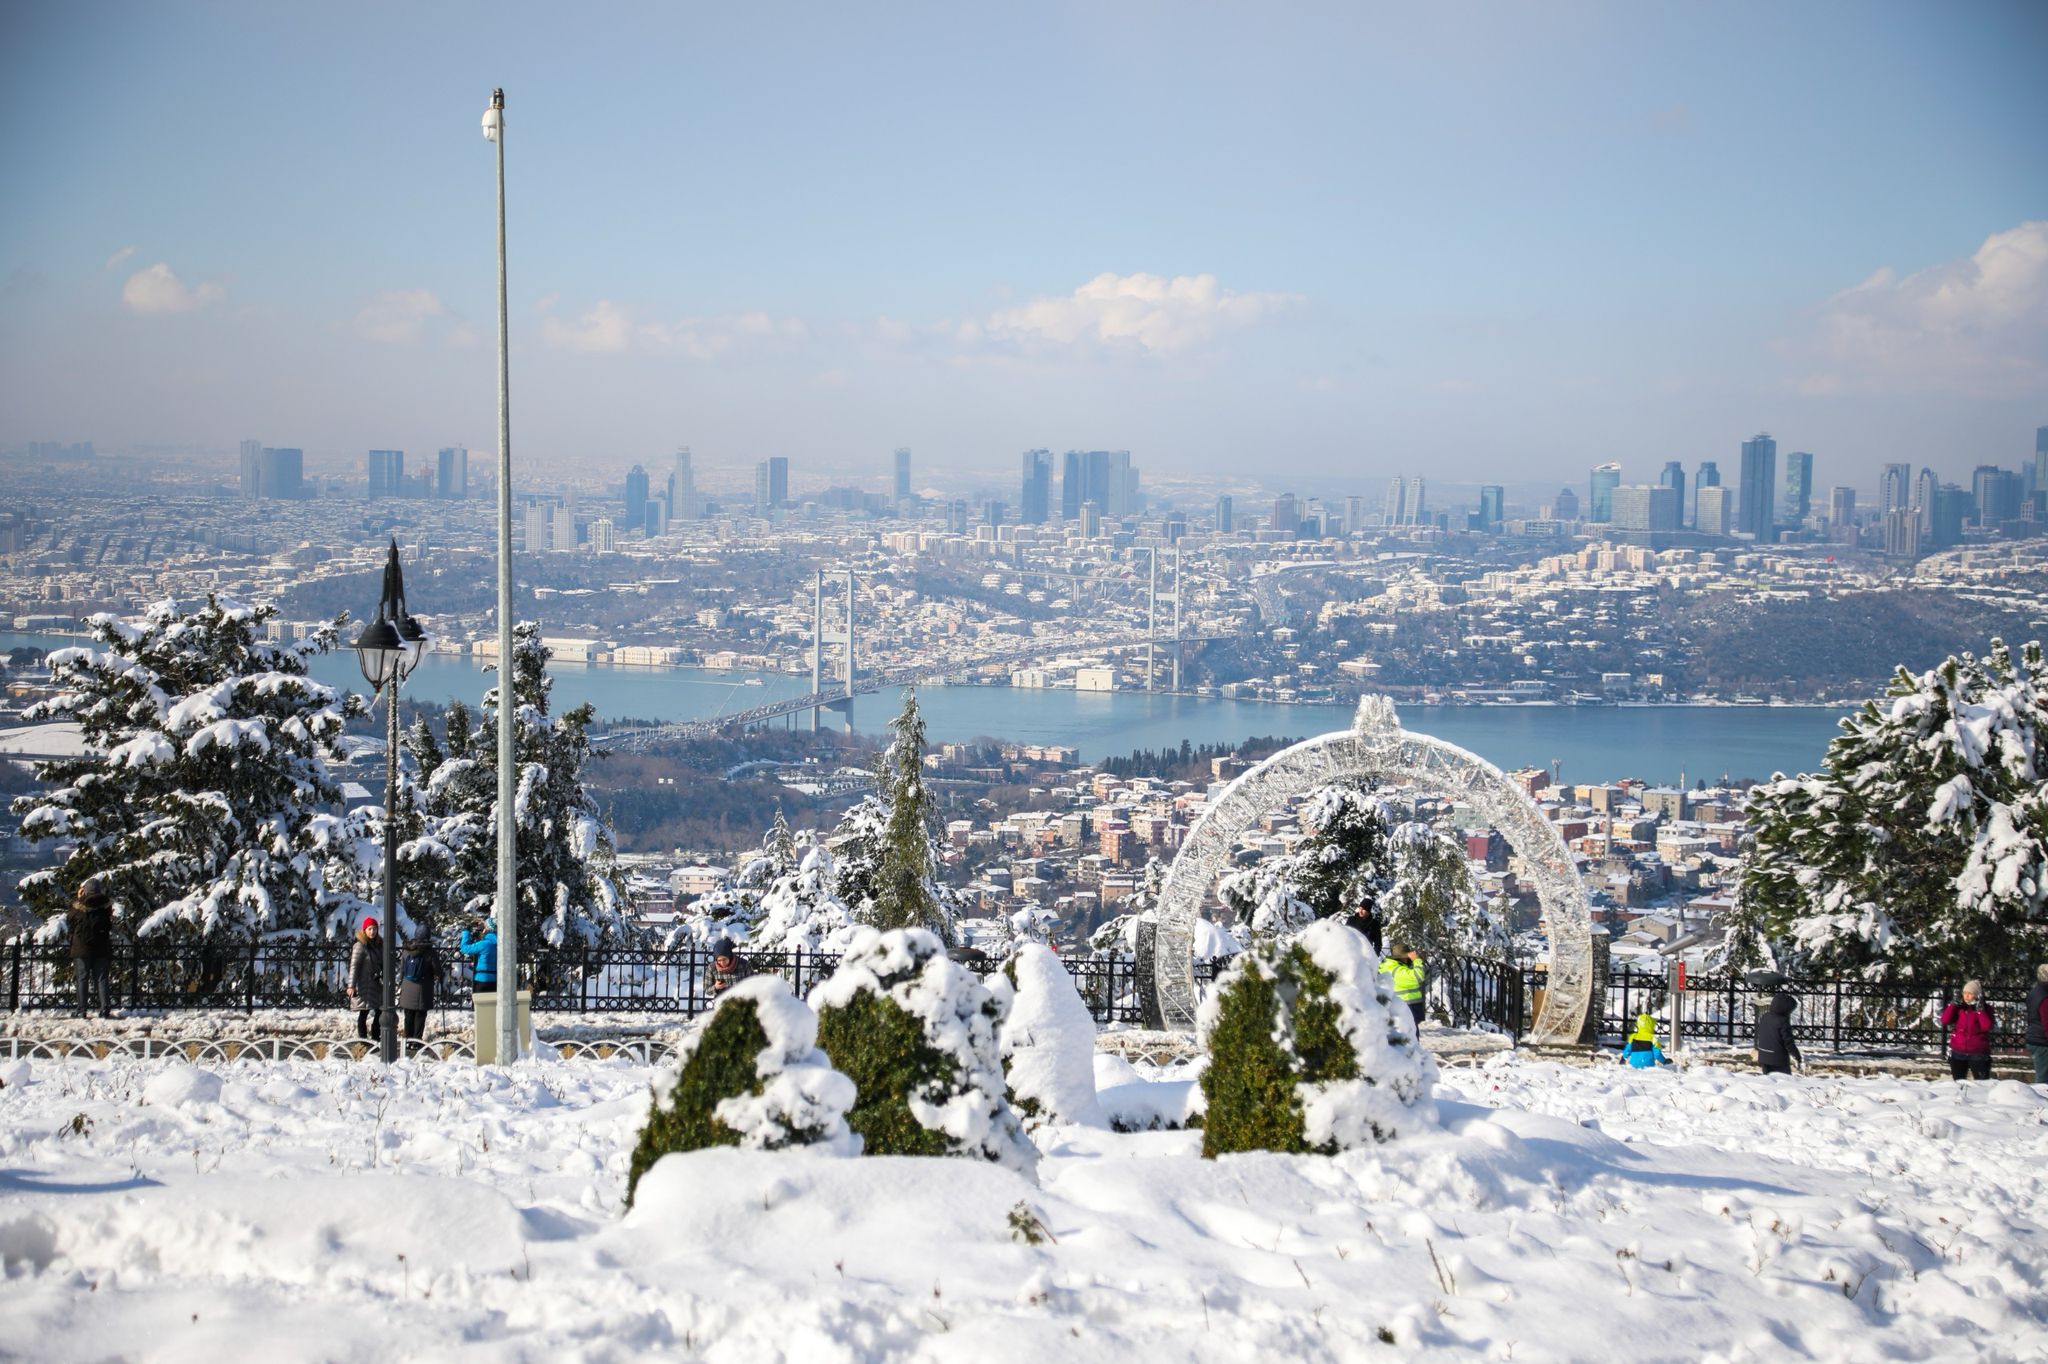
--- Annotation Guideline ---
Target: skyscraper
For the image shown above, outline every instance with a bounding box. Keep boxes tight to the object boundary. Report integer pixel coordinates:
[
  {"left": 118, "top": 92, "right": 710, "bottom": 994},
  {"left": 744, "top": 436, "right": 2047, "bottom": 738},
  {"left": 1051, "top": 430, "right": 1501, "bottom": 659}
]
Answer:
[
  {"left": 624, "top": 465, "right": 650, "bottom": 531},
  {"left": 1612, "top": 485, "right": 1679, "bottom": 532},
  {"left": 1214, "top": 495, "right": 1234, "bottom": 533},
  {"left": 1929, "top": 485, "right": 1970, "bottom": 548},
  {"left": 1659, "top": 461, "right": 1687, "bottom": 528},
  {"left": 552, "top": 503, "right": 577, "bottom": 554},
  {"left": 1696, "top": 484, "right": 1734, "bottom": 536},
  {"left": 672, "top": 447, "right": 696, "bottom": 521},
  {"left": 1344, "top": 495, "right": 1365, "bottom": 536},
  {"left": 1553, "top": 487, "right": 1580, "bottom": 521},
  {"left": 1588, "top": 463, "right": 1622, "bottom": 523},
  {"left": 2036, "top": 426, "right": 2048, "bottom": 500},
  {"left": 1829, "top": 486, "right": 1856, "bottom": 530},
  {"left": 257, "top": 447, "right": 303, "bottom": 499},
  {"left": 893, "top": 448, "right": 912, "bottom": 502},
  {"left": 1782, "top": 450, "right": 1814, "bottom": 525},
  {"left": 1060, "top": 451, "right": 1084, "bottom": 520},
  {"left": 755, "top": 456, "right": 789, "bottom": 512},
  {"left": 239, "top": 439, "right": 262, "bottom": 497},
  {"left": 1271, "top": 493, "right": 1300, "bottom": 534},
  {"left": 1738, "top": 434, "right": 1776, "bottom": 541},
  {"left": 1477, "top": 485, "right": 1504, "bottom": 532},
  {"left": 1692, "top": 460, "right": 1721, "bottom": 529},
  {"left": 1019, "top": 449, "right": 1052, "bottom": 524},
  {"left": 1973, "top": 464, "right": 2022, "bottom": 525},
  {"left": 436, "top": 446, "right": 469, "bottom": 499},
  {"left": 1880, "top": 463, "right": 1911, "bottom": 520},
  {"left": 523, "top": 499, "right": 549, "bottom": 553},
  {"left": 368, "top": 450, "right": 405, "bottom": 498}
]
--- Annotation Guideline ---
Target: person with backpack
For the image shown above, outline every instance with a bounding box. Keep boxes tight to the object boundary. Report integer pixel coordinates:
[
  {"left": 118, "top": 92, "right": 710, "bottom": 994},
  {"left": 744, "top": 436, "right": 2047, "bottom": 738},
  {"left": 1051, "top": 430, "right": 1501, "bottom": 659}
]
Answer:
[
  {"left": 1622, "top": 1012, "right": 1671, "bottom": 1068},
  {"left": 1379, "top": 944, "right": 1426, "bottom": 1029},
  {"left": 1755, "top": 991, "right": 1802, "bottom": 1075},
  {"left": 67, "top": 878, "right": 115, "bottom": 1019},
  {"left": 459, "top": 918, "right": 498, "bottom": 995},
  {"left": 1940, "top": 981, "right": 1994, "bottom": 1082},
  {"left": 396, "top": 936, "right": 438, "bottom": 1042},
  {"left": 2027, "top": 963, "right": 2048, "bottom": 1086}
]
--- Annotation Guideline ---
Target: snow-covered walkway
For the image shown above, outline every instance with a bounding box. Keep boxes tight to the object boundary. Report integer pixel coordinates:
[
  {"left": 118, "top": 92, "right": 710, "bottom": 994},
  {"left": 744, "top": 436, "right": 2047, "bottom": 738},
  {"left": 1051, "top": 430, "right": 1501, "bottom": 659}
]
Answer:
[{"left": 1, "top": 1053, "right": 2043, "bottom": 1361}]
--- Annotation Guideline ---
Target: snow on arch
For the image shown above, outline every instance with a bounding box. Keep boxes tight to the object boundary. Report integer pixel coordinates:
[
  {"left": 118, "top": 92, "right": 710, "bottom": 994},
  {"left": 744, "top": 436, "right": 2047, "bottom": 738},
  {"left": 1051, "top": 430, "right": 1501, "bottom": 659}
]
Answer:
[{"left": 1153, "top": 694, "right": 1595, "bottom": 1045}]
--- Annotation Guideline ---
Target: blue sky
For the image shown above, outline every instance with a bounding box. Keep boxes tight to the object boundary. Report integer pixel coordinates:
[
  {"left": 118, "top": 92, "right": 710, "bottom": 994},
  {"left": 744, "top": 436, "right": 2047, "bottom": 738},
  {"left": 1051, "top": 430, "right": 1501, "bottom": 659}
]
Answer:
[{"left": 1, "top": 1, "right": 2043, "bottom": 497}]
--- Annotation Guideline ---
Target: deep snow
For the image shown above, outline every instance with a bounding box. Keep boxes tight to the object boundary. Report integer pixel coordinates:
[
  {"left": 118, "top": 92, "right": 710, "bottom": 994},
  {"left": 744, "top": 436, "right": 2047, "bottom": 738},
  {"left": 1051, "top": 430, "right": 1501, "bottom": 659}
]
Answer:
[{"left": 2, "top": 1052, "right": 2045, "bottom": 1361}]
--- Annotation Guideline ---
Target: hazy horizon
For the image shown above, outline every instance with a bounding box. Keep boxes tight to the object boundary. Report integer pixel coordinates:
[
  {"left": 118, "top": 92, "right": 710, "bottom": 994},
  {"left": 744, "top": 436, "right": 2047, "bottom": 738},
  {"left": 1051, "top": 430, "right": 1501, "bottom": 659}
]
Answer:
[{"left": 2, "top": 2, "right": 2044, "bottom": 491}]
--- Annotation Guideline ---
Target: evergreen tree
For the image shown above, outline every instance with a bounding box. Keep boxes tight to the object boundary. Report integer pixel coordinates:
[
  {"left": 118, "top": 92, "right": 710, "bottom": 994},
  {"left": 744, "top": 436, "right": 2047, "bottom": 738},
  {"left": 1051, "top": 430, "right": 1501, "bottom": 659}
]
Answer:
[
  {"left": 422, "top": 623, "right": 636, "bottom": 953},
  {"left": 1382, "top": 821, "right": 1503, "bottom": 963},
  {"left": 862, "top": 688, "right": 955, "bottom": 942},
  {"left": 12, "top": 596, "right": 369, "bottom": 941},
  {"left": 1730, "top": 639, "right": 2048, "bottom": 983}
]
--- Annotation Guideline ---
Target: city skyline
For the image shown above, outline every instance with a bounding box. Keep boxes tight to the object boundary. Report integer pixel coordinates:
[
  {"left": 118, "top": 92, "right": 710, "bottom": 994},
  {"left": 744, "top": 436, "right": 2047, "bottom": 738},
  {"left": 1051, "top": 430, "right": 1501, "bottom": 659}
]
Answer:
[{"left": 2, "top": 3, "right": 2045, "bottom": 485}]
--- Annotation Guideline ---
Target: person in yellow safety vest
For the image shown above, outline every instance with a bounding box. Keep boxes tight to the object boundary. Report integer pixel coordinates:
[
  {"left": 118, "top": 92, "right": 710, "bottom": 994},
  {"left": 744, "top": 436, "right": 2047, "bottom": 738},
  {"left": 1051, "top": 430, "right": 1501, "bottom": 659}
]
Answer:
[{"left": 1380, "top": 944, "right": 1426, "bottom": 1029}]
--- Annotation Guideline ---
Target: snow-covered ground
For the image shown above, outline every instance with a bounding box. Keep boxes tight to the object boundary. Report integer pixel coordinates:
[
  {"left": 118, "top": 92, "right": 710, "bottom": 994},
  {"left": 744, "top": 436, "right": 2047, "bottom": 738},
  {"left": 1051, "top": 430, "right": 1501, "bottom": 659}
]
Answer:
[{"left": 2, "top": 1052, "right": 2044, "bottom": 1361}]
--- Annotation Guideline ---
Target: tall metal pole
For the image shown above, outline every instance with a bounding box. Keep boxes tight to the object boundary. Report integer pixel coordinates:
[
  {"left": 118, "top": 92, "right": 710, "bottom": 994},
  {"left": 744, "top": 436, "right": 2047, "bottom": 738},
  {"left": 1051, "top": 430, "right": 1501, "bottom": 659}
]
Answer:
[
  {"left": 380, "top": 675, "right": 400, "bottom": 1063},
  {"left": 1171, "top": 546, "right": 1183, "bottom": 693},
  {"left": 811, "top": 569, "right": 823, "bottom": 732},
  {"left": 489, "top": 88, "right": 519, "bottom": 1064},
  {"left": 1146, "top": 549, "right": 1157, "bottom": 692}
]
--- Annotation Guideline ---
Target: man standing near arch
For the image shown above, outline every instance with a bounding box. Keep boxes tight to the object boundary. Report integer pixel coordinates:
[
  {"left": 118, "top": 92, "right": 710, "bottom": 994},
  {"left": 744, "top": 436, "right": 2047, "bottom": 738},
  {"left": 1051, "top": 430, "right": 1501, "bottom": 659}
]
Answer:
[{"left": 1381, "top": 944, "right": 1426, "bottom": 1028}]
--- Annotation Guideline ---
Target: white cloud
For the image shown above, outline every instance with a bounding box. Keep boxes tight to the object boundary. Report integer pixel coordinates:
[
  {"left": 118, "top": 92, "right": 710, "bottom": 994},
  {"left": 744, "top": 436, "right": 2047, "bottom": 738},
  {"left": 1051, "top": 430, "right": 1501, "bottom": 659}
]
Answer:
[
  {"left": 542, "top": 298, "right": 808, "bottom": 358},
  {"left": 978, "top": 271, "right": 1300, "bottom": 354},
  {"left": 120, "top": 262, "right": 223, "bottom": 315},
  {"left": 103, "top": 245, "right": 137, "bottom": 273},
  {"left": 353, "top": 288, "right": 450, "bottom": 345},
  {"left": 1788, "top": 220, "right": 2048, "bottom": 399}
]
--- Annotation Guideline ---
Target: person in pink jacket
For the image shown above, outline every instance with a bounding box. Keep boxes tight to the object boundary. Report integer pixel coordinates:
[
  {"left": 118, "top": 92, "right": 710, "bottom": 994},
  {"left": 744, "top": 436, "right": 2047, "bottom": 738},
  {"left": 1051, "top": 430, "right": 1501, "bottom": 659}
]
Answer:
[{"left": 1940, "top": 980, "right": 1994, "bottom": 1081}]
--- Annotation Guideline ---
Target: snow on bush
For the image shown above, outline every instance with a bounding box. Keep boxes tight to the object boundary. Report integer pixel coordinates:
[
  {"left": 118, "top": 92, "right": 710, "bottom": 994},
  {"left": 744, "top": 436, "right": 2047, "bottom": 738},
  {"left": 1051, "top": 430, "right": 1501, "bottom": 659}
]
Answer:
[
  {"left": 813, "top": 927, "right": 1035, "bottom": 1173},
  {"left": 747, "top": 843, "right": 860, "bottom": 954},
  {"left": 998, "top": 944, "right": 1107, "bottom": 1130},
  {"left": 626, "top": 975, "right": 856, "bottom": 1204},
  {"left": 1198, "top": 919, "right": 1436, "bottom": 1157}
]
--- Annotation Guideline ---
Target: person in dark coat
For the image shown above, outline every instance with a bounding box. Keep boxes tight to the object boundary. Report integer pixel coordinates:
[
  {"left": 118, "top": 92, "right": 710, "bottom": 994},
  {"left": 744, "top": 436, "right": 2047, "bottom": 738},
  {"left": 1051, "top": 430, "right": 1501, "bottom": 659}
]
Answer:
[
  {"left": 1939, "top": 981, "right": 1994, "bottom": 1082},
  {"left": 707, "top": 938, "right": 753, "bottom": 999},
  {"left": 396, "top": 936, "right": 438, "bottom": 1042},
  {"left": 67, "top": 878, "right": 115, "bottom": 1019},
  {"left": 2026, "top": 963, "right": 2048, "bottom": 1087},
  {"left": 1755, "top": 991, "right": 1802, "bottom": 1075},
  {"left": 349, "top": 916, "right": 384, "bottom": 1039},
  {"left": 1344, "top": 900, "right": 1384, "bottom": 954}
]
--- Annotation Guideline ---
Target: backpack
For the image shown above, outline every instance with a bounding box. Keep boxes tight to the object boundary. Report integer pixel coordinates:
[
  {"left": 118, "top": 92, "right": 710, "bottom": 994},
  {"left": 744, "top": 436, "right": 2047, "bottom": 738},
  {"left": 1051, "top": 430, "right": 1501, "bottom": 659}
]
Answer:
[{"left": 401, "top": 952, "right": 428, "bottom": 986}]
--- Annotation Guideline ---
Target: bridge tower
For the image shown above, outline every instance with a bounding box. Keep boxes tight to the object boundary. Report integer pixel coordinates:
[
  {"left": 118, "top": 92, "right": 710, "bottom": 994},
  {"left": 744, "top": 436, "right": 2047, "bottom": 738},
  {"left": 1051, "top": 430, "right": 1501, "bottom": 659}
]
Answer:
[{"left": 809, "top": 568, "right": 858, "bottom": 732}]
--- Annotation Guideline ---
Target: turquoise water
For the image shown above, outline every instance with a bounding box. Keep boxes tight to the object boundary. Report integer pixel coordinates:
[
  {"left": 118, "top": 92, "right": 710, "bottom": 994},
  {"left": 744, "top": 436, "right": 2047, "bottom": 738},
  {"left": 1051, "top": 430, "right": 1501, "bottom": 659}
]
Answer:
[{"left": 4, "top": 632, "right": 1847, "bottom": 783}]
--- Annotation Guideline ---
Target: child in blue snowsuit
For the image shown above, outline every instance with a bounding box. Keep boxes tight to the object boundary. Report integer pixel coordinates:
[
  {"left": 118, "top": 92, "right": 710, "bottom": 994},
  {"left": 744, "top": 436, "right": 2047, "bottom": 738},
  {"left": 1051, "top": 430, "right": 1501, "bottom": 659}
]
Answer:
[{"left": 1623, "top": 1012, "right": 1671, "bottom": 1067}]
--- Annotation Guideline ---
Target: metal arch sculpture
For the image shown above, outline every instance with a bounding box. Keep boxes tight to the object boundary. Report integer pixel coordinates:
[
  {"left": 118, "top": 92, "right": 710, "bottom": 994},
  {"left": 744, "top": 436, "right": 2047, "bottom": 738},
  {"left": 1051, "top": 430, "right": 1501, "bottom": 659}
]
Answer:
[{"left": 1153, "top": 695, "right": 1594, "bottom": 1045}]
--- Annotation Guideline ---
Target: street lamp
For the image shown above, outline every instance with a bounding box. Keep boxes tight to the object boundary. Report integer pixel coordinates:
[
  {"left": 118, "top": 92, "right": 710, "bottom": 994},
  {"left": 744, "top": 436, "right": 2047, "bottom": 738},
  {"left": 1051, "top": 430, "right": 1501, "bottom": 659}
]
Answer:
[
  {"left": 354, "top": 537, "right": 427, "bottom": 1064},
  {"left": 482, "top": 86, "right": 519, "bottom": 1063}
]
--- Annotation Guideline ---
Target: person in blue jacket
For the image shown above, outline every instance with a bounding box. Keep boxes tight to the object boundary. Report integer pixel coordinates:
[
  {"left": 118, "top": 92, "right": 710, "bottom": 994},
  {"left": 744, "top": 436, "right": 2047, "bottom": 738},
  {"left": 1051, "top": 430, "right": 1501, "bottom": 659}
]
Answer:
[
  {"left": 459, "top": 918, "right": 499, "bottom": 995},
  {"left": 1622, "top": 1012, "right": 1671, "bottom": 1067}
]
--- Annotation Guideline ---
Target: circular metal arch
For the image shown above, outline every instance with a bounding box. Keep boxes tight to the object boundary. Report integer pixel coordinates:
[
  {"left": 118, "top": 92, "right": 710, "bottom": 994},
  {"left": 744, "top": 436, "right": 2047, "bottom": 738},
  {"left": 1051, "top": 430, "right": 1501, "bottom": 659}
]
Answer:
[{"left": 1153, "top": 696, "right": 1593, "bottom": 1044}]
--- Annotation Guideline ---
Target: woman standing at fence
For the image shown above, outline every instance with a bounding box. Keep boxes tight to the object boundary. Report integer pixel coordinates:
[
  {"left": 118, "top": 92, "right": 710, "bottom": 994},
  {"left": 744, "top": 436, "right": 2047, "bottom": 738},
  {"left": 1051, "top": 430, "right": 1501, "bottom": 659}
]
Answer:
[
  {"left": 1940, "top": 982, "right": 1994, "bottom": 1082},
  {"left": 67, "top": 878, "right": 115, "bottom": 1019},
  {"left": 348, "top": 917, "right": 384, "bottom": 1040},
  {"left": 397, "top": 936, "right": 437, "bottom": 1042},
  {"left": 460, "top": 919, "right": 498, "bottom": 995}
]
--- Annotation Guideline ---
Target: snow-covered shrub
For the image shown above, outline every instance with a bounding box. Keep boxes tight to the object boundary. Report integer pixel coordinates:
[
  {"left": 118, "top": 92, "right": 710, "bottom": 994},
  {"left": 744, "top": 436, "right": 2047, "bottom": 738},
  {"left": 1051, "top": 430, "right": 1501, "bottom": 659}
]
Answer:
[
  {"left": 999, "top": 944, "right": 1106, "bottom": 1130},
  {"left": 625, "top": 976, "right": 856, "bottom": 1205},
  {"left": 747, "top": 842, "right": 859, "bottom": 954},
  {"left": 812, "top": 927, "right": 1035, "bottom": 1172},
  {"left": 1198, "top": 919, "right": 1435, "bottom": 1158}
]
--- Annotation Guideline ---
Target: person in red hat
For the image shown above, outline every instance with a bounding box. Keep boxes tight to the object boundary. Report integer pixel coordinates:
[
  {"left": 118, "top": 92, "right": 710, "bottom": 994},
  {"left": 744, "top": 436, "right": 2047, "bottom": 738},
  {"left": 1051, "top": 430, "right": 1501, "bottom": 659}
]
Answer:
[{"left": 349, "top": 916, "right": 384, "bottom": 1040}]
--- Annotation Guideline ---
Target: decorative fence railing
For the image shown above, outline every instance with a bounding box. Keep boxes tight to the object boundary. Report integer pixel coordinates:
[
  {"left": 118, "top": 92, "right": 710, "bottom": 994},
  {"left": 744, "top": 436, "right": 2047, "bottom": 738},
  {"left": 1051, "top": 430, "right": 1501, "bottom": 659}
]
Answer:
[{"left": 1597, "top": 962, "right": 2035, "bottom": 1060}]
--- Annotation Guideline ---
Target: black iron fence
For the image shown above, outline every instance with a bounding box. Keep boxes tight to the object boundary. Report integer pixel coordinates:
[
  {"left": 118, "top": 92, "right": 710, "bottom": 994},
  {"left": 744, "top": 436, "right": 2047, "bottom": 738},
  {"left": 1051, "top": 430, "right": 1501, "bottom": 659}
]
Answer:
[{"left": 1598, "top": 962, "right": 2035, "bottom": 1060}]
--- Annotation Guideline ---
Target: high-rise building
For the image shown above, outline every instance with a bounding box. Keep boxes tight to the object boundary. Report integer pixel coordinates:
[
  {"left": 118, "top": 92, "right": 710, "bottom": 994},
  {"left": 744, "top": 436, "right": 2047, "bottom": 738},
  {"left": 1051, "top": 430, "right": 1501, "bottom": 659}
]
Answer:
[
  {"left": 1553, "top": 487, "right": 1580, "bottom": 521},
  {"left": 1782, "top": 451, "right": 1813, "bottom": 524},
  {"left": 1078, "top": 502, "right": 1101, "bottom": 538},
  {"left": 754, "top": 456, "right": 788, "bottom": 513},
  {"left": 2036, "top": 426, "right": 2048, "bottom": 501},
  {"left": 523, "top": 499, "right": 549, "bottom": 553},
  {"left": 1692, "top": 460, "right": 1721, "bottom": 528},
  {"left": 1880, "top": 463, "right": 1911, "bottom": 520},
  {"left": 624, "top": 465, "right": 650, "bottom": 531},
  {"left": 590, "top": 517, "right": 617, "bottom": 554},
  {"left": 552, "top": 503, "right": 577, "bottom": 554},
  {"left": 1020, "top": 449, "right": 1052, "bottom": 524},
  {"left": 368, "top": 449, "right": 405, "bottom": 498},
  {"left": 1659, "top": 462, "right": 1687, "bottom": 528},
  {"left": 1060, "top": 451, "right": 1084, "bottom": 520},
  {"left": 436, "top": 446, "right": 469, "bottom": 499},
  {"left": 1067, "top": 450, "right": 1132, "bottom": 517},
  {"left": 1611, "top": 484, "right": 1680, "bottom": 532},
  {"left": 893, "top": 447, "right": 912, "bottom": 502},
  {"left": 1696, "top": 484, "right": 1734, "bottom": 536},
  {"left": 1382, "top": 476, "right": 1426, "bottom": 526},
  {"left": 1477, "top": 485, "right": 1504, "bottom": 532},
  {"left": 1271, "top": 493, "right": 1300, "bottom": 534},
  {"left": 1929, "top": 485, "right": 1970, "bottom": 548},
  {"left": 1343, "top": 495, "right": 1365, "bottom": 536},
  {"left": 239, "top": 439, "right": 263, "bottom": 497},
  {"left": 1738, "top": 433, "right": 1776, "bottom": 541},
  {"left": 1214, "top": 495, "right": 1234, "bottom": 533},
  {"left": 256, "top": 447, "right": 303, "bottom": 499},
  {"left": 1972, "top": 464, "right": 2023, "bottom": 525},
  {"left": 671, "top": 447, "right": 696, "bottom": 522},
  {"left": 1882, "top": 507, "right": 1916, "bottom": 558},
  {"left": 1829, "top": 486, "right": 1856, "bottom": 530},
  {"left": 1588, "top": 463, "right": 1622, "bottom": 523}
]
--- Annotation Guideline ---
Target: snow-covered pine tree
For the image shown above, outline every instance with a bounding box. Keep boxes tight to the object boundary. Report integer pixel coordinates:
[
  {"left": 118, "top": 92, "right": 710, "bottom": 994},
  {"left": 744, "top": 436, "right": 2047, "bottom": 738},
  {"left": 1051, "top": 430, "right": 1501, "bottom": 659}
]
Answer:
[
  {"left": 862, "top": 688, "right": 955, "bottom": 942},
  {"left": 11, "top": 596, "right": 371, "bottom": 941},
  {"left": 1731, "top": 639, "right": 2048, "bottom": 983},
  {"left": 1381, "top": 820, "right": 1505, "bottom": 963},
  {"left": 428, "top": 623, "right": 636, "bottom": 953},
  {"left": 1220, "top": 784, "right": 1394, "bottom": 941},
  {"left": 747, "top": 838, "right": 860, "bottom": 954},
  {"left": 826, "top": 791, "right": 887, "bottom": 912}
]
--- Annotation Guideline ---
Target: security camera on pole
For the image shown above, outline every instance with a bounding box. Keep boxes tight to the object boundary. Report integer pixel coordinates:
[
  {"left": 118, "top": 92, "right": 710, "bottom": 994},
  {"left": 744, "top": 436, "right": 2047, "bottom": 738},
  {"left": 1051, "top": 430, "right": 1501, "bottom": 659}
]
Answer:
[{"left": 482, "top": 87, "right": 519, "bottom": 1063}]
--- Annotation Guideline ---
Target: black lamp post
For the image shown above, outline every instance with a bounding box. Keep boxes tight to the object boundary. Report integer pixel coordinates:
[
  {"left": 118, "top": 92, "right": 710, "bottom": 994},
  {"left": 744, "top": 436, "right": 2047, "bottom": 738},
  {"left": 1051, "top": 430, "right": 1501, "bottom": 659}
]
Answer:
[{"left": 353, "top": 538, "right": 428, "bottom": 1064}]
